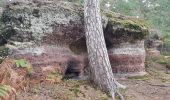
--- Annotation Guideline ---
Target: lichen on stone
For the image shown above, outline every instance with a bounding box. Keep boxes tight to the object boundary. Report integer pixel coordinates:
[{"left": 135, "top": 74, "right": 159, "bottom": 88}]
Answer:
[
  {"left": 1, "top": 1, "right": 149, "bottom": 46},
  {"left": 1, "top": 25, "right": 16, "bottom": 40},
  {"left": 1, "top": 1, "right": 84, "bottom": 42},
  {"left": 0, "top": 46, "right": 9, "bottom": 63}
]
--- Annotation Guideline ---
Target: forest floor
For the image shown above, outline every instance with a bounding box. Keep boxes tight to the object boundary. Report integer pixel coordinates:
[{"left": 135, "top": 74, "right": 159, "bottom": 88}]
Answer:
[
  {"left": 17, "top": 80, "right": 111, "bottom": 100},
  {"left": 119, "top": 55, "right": 170, "bottom": 100},
  {"left": 16, "top": 55, "right": 170, "bottom": 100}
]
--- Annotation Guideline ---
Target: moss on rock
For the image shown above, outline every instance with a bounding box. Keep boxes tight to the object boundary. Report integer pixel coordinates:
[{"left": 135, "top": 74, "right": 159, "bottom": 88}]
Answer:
[{"left": 104, "top": 11, "right": 149, "bottom": 39}]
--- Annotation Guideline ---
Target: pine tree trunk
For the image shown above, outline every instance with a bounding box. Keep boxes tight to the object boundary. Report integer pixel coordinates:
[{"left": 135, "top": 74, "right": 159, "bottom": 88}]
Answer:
[{"left": 84, "top": 0, "right": 120, "bottom": 98}]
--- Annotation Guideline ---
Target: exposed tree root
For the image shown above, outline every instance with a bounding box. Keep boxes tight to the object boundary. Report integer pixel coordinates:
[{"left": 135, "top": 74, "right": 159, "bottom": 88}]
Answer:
[
  {"left": 116, "top": 89, "right": 125, "bottom": 100},
  {"left": 111, "top": 82, "right": 126, "bottom": 100}
]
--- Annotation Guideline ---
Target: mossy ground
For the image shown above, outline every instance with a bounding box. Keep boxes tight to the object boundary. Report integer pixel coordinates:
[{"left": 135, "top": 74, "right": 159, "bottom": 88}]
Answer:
[
  {"left": 149, "top": 55, "right": 170, "bottom": 69},
  {"left": 17, "top": 80, "right": 111, "bottom": 100},
  {"left": 118, "top": 54, "right": 170, "bottom": 100},
  {"left": 127, "top": 75, "right": 150, "bottom": 81}
]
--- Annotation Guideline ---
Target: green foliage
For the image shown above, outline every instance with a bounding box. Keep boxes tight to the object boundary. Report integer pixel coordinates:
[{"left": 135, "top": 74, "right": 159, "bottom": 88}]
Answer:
[
  {"left": 151, "top": 55, "right": 170, "bottom": 69},
  {"left": 157, "top": 58, "right": 170, "bottom": 69},
  {"left": 15, "top": 59, "right": 33, "bottom": 75},
  {"left": 164, "top": 34, "right": 170, "bottom": 42},
  {"left": 15, "top": 59, "right": 30, "bottom": 68},
  {"left": 69, "top": 0, "right": 170, "bottom": 37},
  {"left": 161, "top": 34, "right": 170, "bottom": 55},
  {"left": 110, "top": 0, "right": 170, "bottom": 36},
  {"left": 0, "top": 85, "right": 16, "bottom": 100},
  {"left": 69, "top": 84, "right": 81, "bottom": 96}
]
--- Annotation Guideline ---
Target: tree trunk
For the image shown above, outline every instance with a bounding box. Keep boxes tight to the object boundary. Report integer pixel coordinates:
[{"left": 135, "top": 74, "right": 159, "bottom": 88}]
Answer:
[{"left": 84, "top": 0, "right": 123, "bottom": 99}]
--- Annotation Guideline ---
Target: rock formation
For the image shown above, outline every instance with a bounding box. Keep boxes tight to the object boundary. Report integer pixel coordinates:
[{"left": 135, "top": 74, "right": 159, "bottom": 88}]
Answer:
[
  {"left": 0, "top": 0, "right": 149, "bottom": 77},
  {"left": 145, "top": 30, "right": 163, "bottom": 56}
]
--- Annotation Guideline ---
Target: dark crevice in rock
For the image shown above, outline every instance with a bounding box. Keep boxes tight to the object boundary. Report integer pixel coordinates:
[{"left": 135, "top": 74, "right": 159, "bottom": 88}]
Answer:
[
  {"left": 63, "top": 60, "right": 81, "bottom": 79},
  {"left": 17, "top": 16, "right": 24, "bottom": 24},
  {"left": 0, "top": 35, "right": 7, "bottom": 46},
  {"left": 69, "top": 36, "right": 114, "bottom": 54},
  {"left": 1, "top": 25, "right": 16, "bottom": 40},
  {"left": 69, "top": 37, "right": 87, "bottom": 54},
  {"left": 32, "top": 9, "right": 40, "bottom": 18},
  {"left": 69, "top": 28, "right": 115, "bottom": 54}
]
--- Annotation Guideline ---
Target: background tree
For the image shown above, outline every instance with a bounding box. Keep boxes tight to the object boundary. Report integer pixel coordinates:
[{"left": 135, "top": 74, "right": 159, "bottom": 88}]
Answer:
[
  {"left": 110, "top": 0, "right": 170, "bottom": 37},
  {"left": 84, "top": 0, "right": 125, "bottom": 99},
  {"left": 69, "top": 0, "right": 170, "bottom": 37},
  {"left": 109, "top": 0, "right": 170, "bottom": 55}
]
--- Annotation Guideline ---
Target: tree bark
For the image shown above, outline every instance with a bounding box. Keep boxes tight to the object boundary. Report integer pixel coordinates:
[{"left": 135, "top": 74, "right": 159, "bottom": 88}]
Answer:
[{"left": 84, "top": 0, "right": 124, "bottom": 99}]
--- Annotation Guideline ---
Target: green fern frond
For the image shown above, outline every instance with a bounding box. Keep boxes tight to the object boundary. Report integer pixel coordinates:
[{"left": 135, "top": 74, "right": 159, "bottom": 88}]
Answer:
[
  {"left": 15, "top": 59, "right": 33, "bottom": 75},
  {"left": 0, "top": 85, "right": 16, "bottom": 99},
  {"left": 0, "top": 88, "right": 8, "bottom": 97},
  {"left": 15, "top": 59, "right": 29, "bottom": 68}
]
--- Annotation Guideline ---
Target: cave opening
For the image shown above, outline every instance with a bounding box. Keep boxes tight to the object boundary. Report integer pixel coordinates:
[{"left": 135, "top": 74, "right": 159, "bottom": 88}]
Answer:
[{"left": 63, "top": 60, "right": 81, "bottom": 79}]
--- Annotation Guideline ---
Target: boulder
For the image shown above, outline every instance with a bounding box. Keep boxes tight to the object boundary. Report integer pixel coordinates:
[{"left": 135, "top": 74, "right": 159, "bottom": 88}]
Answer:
[{"left": 1, "top": 0, "right": 149, "bottom": 77}]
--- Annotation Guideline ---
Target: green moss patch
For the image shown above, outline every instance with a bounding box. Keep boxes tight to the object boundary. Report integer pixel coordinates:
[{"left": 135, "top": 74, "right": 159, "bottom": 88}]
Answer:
[
  {"left": 104, "top": 11, "right": 149, "bottom": 40},
  {"left": 127, "top": 75, "right": 150, "bottom": 81}
]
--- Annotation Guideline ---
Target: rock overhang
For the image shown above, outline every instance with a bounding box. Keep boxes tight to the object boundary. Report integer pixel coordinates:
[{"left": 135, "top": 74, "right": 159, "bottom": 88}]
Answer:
[
  {"left": 0, "top": 0, "right": 149, "bottom": 76},
  {"left": 1, "top": 1, "right": 149, "bottom": 45}
]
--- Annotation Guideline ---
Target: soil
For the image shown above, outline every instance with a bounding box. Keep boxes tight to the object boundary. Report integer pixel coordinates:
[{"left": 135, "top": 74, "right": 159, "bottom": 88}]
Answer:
[
  {"left": 17, "top": 80, "right": 110, "bottom": 100},
  {"left": 119, "top": 55, "right": 170, "bottom": 100}
]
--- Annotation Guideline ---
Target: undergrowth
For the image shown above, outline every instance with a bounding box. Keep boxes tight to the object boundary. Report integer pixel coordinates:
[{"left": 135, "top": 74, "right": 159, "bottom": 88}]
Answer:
[
  {"left": 145, "top": 55, "right": 170, "bottom": 82},
  {"left": 0, "top": 85, "right": 16, "bottom": 100},
  {"left": 15, "top": 59, "right": 33, "bottom": 75}
]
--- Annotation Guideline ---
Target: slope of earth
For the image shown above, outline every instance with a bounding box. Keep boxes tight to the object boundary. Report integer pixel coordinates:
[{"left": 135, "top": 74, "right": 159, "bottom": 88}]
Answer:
[
  {"left": 15, "top": 54, "right": 170, "bottom": 100},
  {"left": 0, "top": 58, "right": 111, "bottom": 100},
  {"left": 17, "top": 80, "right": 111, "bottom": 100}
]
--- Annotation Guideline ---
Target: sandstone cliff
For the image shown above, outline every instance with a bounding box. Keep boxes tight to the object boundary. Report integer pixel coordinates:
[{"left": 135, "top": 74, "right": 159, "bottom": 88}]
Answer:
[{"left": 0, "top": 0, "right": 149, "bottom": 77}]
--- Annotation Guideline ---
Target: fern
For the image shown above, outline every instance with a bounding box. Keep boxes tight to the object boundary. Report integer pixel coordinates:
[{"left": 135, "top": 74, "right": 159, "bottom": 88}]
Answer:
[
  {"left": 0, "top": 85, "right": 16, "bottom": 100},
  {"left": 15, "top": 59, "right": 29, "bottom": 68},
  {"left": 15, "top": 59, "right": 33, "bottom": 75}
]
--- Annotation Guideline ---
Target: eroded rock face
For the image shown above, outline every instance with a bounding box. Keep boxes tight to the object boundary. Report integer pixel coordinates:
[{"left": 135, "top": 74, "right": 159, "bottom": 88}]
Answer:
[
  {"left": 1, "top": 0, "right": 148, "bottom": 77},
  {"left": 108, "top": 41, "right": 146, "bottom": 76},
  {"left": 145, "top": 32, "right": 163, "bottom": 56}
]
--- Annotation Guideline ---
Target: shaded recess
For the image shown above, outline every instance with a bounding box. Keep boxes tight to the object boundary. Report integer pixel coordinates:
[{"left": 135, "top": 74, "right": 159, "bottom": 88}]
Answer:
[
  {"left": 69, "top": 36, "right": 114, "bottom": 54},
  {"left": 69, "top": 11, "right": 149, "bottom": 54},
  {"left": 69, "top": 14, "right": 149, "bottom": 54},
  {"left": 69, "top": 37, "right": 87, "bottom": 54},
  {"left": 63, "top": 59, "right": 81, "bottom": 79}
]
